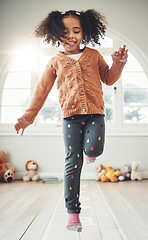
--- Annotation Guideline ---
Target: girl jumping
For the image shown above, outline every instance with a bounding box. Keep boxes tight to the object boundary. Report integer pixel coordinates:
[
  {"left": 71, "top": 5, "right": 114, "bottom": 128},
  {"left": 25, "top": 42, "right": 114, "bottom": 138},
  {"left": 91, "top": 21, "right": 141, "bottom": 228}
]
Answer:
[{"left": 15, "top": 9, "right": 128, "bottom": 232}]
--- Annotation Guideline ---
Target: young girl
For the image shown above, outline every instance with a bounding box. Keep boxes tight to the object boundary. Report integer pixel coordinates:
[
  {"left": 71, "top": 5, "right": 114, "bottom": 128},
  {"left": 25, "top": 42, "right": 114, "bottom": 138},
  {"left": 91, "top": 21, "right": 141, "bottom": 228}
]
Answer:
[{"left": 15, "top": 9, "right": 128, "bottom": 232}]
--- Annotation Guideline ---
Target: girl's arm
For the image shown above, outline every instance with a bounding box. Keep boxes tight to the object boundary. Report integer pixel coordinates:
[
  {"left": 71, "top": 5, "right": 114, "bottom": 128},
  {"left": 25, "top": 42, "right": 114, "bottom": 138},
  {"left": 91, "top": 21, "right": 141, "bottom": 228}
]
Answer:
[
  {"left": 99, "top": 45, "right": 128, "bottom": 85},
  {"left": 14, "top": 61, "right": 57, "bottom": 135}
]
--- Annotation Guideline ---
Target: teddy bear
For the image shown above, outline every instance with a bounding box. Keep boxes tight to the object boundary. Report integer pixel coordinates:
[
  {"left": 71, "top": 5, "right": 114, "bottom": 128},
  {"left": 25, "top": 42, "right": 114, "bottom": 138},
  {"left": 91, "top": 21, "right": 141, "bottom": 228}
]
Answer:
[
  {"left": 118, "top": 164, "right": 131, "bottom": 181},
  {"left": 101, "top": 166, "right": 120, "bottom": 182},
  {"left": 131, "top": 161, "right": 143, "bottom": 181},
  {"left": 0, "top": 150, "right": 16, "bottom": 183},
  {"left": 96, "top": 164, "right": 105, "bottom": 181},
  {"left": 23, "top": 160, "right": 40, "bottom": 182}
]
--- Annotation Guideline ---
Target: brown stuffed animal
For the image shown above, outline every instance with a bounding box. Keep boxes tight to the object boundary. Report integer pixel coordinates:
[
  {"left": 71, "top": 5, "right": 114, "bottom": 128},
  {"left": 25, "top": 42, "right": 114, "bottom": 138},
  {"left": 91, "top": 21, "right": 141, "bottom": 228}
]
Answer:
[
  {"left": 23, "top": 160, "right": 40, "bottom": 182},
  {"left": 0, "top": 151, "right": 16, "bottom": 183}
]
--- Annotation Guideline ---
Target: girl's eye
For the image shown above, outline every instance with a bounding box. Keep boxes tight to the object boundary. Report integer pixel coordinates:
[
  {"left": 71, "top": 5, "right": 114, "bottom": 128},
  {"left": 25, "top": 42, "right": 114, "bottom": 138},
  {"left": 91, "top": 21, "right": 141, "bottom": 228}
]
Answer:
[
  {"left": 63, "top": 32, "right": 68, "bottom": 35},
  {"left": 74, "top": 31, "right": 80, "bottom": 34}
]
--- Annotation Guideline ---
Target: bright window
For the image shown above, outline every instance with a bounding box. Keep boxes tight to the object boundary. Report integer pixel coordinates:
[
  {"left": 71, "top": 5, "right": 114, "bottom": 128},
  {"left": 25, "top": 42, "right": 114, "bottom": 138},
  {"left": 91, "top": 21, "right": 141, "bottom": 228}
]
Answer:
[
  {"left": 1, "top": 47, "right": 32, "bottom": 123},
  {"left": 122, "top": 52, "right": 148, "bottom": 123}
]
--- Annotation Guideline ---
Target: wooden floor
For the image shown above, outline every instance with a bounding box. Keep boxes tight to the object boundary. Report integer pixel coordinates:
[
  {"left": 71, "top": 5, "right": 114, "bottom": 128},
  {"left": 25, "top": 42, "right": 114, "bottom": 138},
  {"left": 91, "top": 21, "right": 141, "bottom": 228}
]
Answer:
[{"left": 0, "top": 179, "right": 148, "bottom": 240}]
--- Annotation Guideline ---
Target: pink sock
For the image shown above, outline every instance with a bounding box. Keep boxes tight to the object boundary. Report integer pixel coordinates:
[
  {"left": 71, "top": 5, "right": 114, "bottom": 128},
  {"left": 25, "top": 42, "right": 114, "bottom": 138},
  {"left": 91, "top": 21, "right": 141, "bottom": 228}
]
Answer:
[
  {"left": 85, "top": 155, "right": 96, "bottom": 164},
  {"left": 67, "top": 213, "right": 82, "bottom": 232}
]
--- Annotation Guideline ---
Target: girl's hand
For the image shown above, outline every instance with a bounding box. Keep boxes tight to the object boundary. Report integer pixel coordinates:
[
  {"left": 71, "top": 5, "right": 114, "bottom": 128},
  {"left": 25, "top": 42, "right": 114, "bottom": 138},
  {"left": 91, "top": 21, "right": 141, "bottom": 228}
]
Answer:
[
  {"left": 112, "top": 45, "right": 128, "bottom": 62},
  {"left": 14, "top": 117, "right": 30, "bottom": 136}
]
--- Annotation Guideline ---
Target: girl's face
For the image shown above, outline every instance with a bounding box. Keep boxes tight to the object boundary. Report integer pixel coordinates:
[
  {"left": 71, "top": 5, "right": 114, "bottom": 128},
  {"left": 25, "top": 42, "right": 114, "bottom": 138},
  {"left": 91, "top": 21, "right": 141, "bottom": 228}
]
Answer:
[{"left": 60, "top": 16, "right": 83, "bottom": 55}]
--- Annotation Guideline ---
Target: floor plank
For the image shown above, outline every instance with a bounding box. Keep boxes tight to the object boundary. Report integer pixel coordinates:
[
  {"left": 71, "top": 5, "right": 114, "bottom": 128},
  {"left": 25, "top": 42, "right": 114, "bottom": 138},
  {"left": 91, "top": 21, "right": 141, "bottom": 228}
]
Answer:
[
  {"left": 0, "top": 179, "right": 148, "bottom": 240},
  {"left": 22, "top": 183, "right": 63, "bottom": 240},
  {"left": 0, "top": 181, "right": 63, "bottom": 240},
  {"left": 88, "top": 181, "right": 124, "bottom": 240},
  {"left": 98, "top": 180, "right": 148, "bottom": 240}
]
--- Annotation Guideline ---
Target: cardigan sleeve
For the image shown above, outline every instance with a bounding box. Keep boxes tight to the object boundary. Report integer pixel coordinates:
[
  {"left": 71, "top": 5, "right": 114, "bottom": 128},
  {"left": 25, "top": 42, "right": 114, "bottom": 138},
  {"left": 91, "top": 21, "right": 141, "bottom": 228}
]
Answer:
[
  {"left": 98, "top": 54, "right": 126, "bottom": 86},
  {"left": 22, "top": 60, "right": 57, "bottom": 124}
]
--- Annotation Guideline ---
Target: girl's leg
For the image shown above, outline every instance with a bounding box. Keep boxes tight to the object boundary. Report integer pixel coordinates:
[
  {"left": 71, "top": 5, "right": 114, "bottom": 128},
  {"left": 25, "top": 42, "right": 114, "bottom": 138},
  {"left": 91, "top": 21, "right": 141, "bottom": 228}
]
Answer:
[
  {"left": 62, "top": 114, "right": 105, "bottom": 232},
  {"left": 63, "top": 116, "right": 84, "bottom": 214},
  {"left": 83, "top": 114, "right": 105, "bottom": 159}
]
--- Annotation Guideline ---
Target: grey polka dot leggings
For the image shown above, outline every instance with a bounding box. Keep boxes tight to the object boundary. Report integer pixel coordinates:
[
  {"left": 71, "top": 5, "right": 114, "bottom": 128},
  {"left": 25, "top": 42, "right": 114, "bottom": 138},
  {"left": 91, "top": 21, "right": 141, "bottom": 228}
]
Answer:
[{"left": 62, "top": 114, "right": 105, "bottom": 214}]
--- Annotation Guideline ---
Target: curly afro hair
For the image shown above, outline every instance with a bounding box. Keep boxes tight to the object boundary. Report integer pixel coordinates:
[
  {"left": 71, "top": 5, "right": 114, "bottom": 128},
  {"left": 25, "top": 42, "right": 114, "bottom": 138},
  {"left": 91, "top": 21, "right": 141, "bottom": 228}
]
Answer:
[{"left": 34, "top": 9, "right": 107, "bottom": 46}]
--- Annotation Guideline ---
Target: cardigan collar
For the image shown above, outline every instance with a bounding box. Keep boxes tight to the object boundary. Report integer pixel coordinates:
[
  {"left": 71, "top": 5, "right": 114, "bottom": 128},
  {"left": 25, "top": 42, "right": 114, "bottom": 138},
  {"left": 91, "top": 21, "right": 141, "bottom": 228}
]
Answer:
[{"left": 58, "top": 47, "right": 90, "bottom": 62}]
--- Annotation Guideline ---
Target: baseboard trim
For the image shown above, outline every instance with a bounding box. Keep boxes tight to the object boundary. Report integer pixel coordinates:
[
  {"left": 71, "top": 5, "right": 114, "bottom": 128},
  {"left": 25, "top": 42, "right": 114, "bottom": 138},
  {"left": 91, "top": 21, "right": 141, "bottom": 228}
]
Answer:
[{"left": 14, "top": 171, "right": 148, "bottom": 180}]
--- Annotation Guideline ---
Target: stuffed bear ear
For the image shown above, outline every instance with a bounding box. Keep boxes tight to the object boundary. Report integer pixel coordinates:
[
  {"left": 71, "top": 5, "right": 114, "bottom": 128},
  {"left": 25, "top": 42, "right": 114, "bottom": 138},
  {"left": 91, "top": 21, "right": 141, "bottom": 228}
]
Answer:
[{"left": 25, "top": 160, "right": 32, "bottom": 171}]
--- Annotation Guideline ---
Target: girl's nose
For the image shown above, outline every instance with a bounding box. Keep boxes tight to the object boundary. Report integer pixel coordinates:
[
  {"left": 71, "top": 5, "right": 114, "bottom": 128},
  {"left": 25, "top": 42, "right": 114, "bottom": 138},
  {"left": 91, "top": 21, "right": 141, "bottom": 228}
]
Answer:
[{"left": 67, "top": 32, "right": 74, "bottom": 39}]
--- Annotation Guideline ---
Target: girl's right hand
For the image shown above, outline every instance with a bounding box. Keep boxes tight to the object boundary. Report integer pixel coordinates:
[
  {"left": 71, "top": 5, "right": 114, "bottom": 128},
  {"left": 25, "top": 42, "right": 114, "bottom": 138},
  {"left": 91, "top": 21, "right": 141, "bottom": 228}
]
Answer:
[
  {"left": 14, "top": 117, "right": 30, "bottom": 136},
  {"left": 112, "top": 45, "right": 128, "bottom": 62}
]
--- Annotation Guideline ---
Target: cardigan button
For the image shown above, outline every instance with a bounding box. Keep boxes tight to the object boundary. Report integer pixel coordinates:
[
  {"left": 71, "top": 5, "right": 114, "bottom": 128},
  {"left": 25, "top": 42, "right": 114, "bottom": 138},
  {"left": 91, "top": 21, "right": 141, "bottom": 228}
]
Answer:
[
  {"left": 82, "top": 108, "right": 86, "bottom": 112},
  {"left": 77, "top": 76, "right": 82, "bottom": 80},
  {"left": 80, "top": 91, "right": 84, "bottom": 95},
  {"left": 75, "top": 62, "right": 79, "bottom": 66}
]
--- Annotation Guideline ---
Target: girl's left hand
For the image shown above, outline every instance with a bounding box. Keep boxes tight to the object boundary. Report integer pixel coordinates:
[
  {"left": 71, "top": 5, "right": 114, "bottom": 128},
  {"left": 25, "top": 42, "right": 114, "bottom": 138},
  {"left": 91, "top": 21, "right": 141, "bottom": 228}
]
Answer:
[
  {"left": 112, "top": 45, "right": 128, "bottom": 62},
  {"left": 14, "top": 117, "right": 30, "bottom": 136}
]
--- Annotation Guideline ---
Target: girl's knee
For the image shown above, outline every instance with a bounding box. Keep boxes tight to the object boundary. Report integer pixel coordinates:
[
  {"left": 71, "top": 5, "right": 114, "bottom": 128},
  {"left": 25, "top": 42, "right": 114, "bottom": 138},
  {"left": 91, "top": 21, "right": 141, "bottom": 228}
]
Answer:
[{"left": 84, "top": 146, "right": 104, "bottom": 158}]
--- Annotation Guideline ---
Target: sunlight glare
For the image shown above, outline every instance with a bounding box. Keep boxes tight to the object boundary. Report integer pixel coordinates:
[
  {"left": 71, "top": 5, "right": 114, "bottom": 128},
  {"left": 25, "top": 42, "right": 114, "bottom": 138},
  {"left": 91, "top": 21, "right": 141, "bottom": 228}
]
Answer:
[{"left": 11, "top": 46, "right": 36, "bottom": 71}]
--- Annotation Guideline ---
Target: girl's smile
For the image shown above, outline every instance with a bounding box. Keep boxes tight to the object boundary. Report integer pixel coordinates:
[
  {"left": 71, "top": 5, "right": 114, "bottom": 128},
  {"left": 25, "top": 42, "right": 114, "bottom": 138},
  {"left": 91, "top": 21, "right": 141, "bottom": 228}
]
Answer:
[
  {"left": 59, "top": 16, "right": 83, "bottom": 55},
  {"left": 66, "top": 41, "right": 76, "bottom": 46}
]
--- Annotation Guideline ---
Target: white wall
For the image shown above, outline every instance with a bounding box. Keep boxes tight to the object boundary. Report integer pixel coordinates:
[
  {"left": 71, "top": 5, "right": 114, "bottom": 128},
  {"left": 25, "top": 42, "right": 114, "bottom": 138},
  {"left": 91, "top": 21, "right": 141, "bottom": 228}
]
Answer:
[
  {"left": 0, "top": 135, "right": 148, "bottom": 179},
  {"left": 0, "top": 0, "right": 148, "bottom": 179}
]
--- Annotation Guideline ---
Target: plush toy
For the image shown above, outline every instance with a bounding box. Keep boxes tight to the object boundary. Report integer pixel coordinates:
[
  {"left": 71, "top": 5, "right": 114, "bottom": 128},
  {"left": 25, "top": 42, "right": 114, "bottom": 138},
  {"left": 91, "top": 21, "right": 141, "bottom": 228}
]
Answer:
[
  {"left": 0, "top": 150, "right": 16, "bottom": 183},
  {"left": 23, "top": 160, "right": 40, "bottom": 182},
  {"left": 118, "top": 164, "right": 131, "bottom": 181},
  {"left": 96, "top": 164, "right": 105, "bottom": 181},
  {"left": 101, "top": 166, "right": 120, "bottom": 182},
  {"left": 131, "top": 161, "right": 143, "bottom": 181}
]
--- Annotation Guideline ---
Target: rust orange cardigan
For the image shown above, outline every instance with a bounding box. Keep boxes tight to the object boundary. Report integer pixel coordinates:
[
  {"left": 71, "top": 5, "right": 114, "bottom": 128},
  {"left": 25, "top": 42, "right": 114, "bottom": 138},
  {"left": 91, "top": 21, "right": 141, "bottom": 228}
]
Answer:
[{"left": 22, "top": 47, "right": 126, "bottom": 123}]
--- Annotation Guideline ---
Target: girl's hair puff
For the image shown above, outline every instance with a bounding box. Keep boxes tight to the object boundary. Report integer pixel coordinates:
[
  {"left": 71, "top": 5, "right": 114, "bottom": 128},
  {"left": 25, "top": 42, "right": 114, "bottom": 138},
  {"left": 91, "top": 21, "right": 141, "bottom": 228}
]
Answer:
[
  {"left": 34, "top": 9, "right": 107, "bottom": 46},
  {"left": 35, "top": 11, "right": 65, "bottom": 45},
  {"left": 80, "top": 9, "right": 107, "bottom": 46}
]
